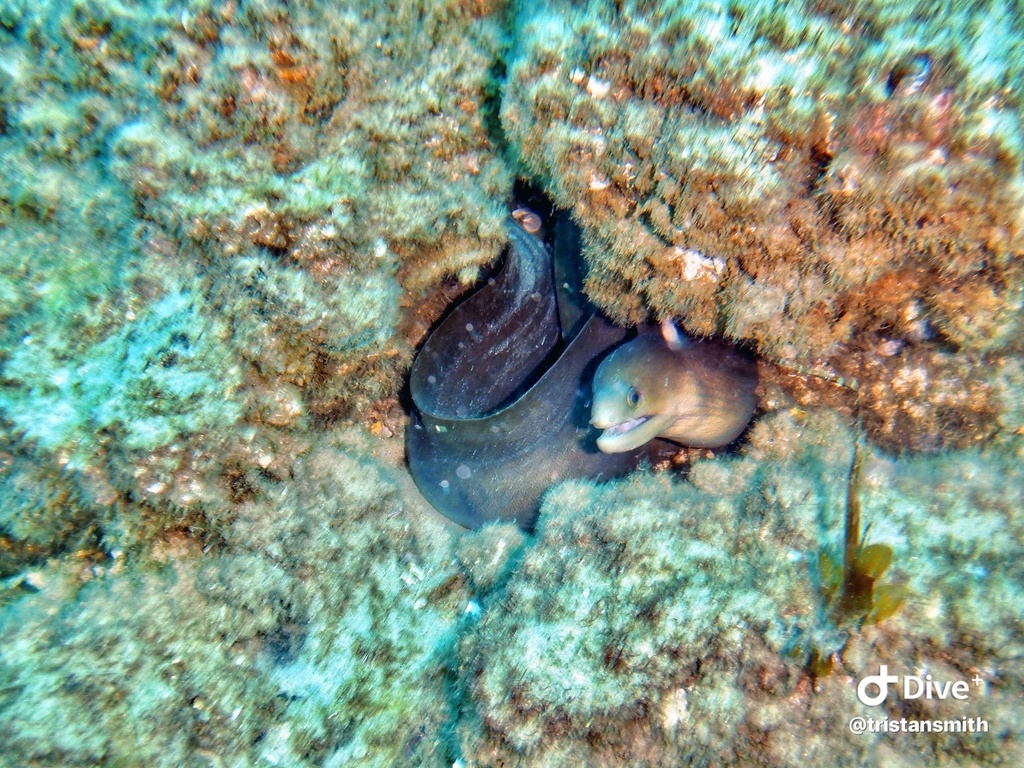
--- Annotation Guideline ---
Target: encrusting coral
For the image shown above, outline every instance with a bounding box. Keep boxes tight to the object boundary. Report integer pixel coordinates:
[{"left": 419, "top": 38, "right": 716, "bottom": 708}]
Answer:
[
  {"left": 0, "top": 432, "right": 473, "bottom": 767},
  {"left": 0, "top": 0, "right": 512, "bottom": 571},
  {"left": 501, "top": 0, "right": 1024, "bottom": 452},
  {"left": 458, "top": 411, "right": 1024, "bottom": 767}
]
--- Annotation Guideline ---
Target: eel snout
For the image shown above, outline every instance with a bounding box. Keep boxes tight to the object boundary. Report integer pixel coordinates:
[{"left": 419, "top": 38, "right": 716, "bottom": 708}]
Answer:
[{"left": 593, "top": 414, "right": 648, "bottom": 435}]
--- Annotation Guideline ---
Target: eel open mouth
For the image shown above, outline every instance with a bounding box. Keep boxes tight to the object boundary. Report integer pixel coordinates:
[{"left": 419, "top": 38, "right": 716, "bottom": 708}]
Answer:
[
  {"left": 595, "top": 413, "right": 668, "bottom": 453},
  {"left": 600, "top": 415, "right": 649, "bottom": 437}
]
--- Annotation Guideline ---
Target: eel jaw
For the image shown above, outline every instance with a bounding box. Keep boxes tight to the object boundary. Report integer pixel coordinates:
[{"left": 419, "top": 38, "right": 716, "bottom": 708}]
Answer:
[{"left": 595, "top": 412, "right": 673, "bottom": 453}]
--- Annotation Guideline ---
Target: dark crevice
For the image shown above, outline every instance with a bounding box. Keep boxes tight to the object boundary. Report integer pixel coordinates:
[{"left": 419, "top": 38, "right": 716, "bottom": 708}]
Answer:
[{"left": 480, "top": 46, "right": 509, "bottom": 159}]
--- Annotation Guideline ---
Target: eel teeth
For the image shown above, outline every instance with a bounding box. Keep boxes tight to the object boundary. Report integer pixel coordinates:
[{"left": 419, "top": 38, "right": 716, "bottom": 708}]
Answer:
[{"left": 603, "top": 416, "right": 649, "bottom": 436}]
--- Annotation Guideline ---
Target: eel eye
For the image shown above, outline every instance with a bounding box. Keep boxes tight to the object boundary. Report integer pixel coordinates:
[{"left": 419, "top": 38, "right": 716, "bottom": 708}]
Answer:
[{"left": 627, "top": 387, "right": 640, "bottom": 407}]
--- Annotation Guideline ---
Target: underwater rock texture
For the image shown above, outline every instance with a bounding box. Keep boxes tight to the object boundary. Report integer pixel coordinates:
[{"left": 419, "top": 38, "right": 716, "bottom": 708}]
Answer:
[
  {"left": 459, "top": 412, "right": 1024, "bottom": 766},
  {"left": 2, "top": 407, "right": 1020, "bottom": 766},
  {"left": 0, "top": 0, "right": 511, "bottom": 571},
  {"left": 0, "top": 433, "right": 472, "bottom": 767},
  {"left": 502, "top": 0, "right": 1024, "bottom": 452}
]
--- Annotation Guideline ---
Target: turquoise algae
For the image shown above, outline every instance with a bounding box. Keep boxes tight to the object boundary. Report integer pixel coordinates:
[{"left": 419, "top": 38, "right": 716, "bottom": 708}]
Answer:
[{"left": 0, "top": 1, "right": 1021, "bottom": 767}]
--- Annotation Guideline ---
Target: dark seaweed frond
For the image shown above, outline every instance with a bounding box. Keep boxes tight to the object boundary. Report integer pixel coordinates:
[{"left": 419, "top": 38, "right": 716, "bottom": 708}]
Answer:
[
  {"left": 798, "top": 438, "right": 907, "bottom": 682},
  {"left": 820, "top": 440, "right": 905, "bottom": 629}
]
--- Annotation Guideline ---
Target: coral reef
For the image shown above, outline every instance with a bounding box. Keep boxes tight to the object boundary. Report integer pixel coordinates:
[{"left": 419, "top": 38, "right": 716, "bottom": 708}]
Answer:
[
  {"left": 0, "top": 1, "right": 1021, "bottom": 767},
  {"left": 458, "top": 412, "right": 1024, "bottom": 766},
  {"left": 0, "top": 433, "right": 472, "bottom": 767},
  {"left": 502, "top": 0, "right": 1024, "bottom": 451},
  {"left": 0, "top": 0, "right": 512, "bottom": 570}
]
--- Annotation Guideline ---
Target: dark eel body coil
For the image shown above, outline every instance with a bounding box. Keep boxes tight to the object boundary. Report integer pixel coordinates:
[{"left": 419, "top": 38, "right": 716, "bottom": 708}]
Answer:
[{"left": 406, "top": 218, "right": 671, "bottom": 529}]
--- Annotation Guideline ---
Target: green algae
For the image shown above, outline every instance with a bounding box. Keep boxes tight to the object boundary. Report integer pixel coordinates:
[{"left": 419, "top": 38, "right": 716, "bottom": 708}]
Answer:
[
  {"left": 819, "top": 442, "right": 904, "bottom": 630},
  {"left": 0, "top": 435, "right": 471, "bottom": 767},
  {"left": 1, "top": 290, "right": 243, "bottom": 458},
  {"left": 457, "top": 412, "right": 1024, "bottom": 766},
  {"left": 0, "top": 0, "right": 514, "bottom": 574}
]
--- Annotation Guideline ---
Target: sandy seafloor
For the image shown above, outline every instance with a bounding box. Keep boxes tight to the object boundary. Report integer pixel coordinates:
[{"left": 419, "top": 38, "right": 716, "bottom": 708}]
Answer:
[{"left": 0, "top": 1, "right": 1022, "bottom": 766}]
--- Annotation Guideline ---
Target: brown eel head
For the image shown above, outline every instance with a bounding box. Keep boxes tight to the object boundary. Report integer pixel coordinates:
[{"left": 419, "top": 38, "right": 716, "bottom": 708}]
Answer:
[{"left": 591, "top": 333, "right": 758, "bottom": 453}]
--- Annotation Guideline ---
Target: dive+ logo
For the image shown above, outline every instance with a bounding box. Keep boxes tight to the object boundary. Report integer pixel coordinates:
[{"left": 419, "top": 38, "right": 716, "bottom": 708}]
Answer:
[{"left": 856, "top": 665, "right": 984, "bottom": 706}]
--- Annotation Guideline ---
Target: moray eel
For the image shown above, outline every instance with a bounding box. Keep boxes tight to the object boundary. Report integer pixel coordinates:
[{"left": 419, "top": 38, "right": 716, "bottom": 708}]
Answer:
[
  {"left": 591, "top": 331, "right": 758, "bottom": 453},
  {"left": 406, "top": 217, "right": 672, "bottom": 530}
]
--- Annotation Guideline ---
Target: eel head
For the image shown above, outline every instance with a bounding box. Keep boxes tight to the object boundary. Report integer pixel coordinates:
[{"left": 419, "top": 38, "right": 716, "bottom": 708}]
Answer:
[
  {"left": 591, "top": 332, "right": 758, "bottom": 453},
  {"left": 590, "top": 368, "right": 678, "bottom": 453},
  {"left": 591, "top": 333, "right": 686, "bottom": 453}
]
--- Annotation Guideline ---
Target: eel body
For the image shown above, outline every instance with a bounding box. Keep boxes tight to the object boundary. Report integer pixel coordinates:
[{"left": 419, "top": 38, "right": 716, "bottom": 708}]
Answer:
[{"left": 406, "top": 220, "right": 669, "bottom": 530}]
